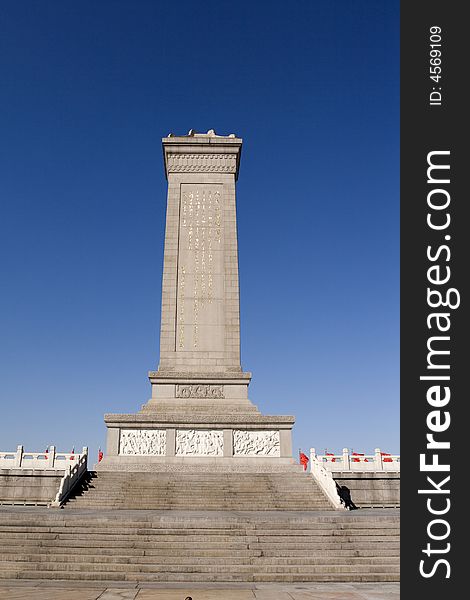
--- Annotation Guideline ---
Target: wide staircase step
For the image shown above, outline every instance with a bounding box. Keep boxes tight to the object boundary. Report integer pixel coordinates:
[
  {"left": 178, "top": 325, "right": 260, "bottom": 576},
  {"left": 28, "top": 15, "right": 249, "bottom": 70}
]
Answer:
[
  {"left": 65, "top": 471, "right": 333, "bottom": 511},
  {"left": 0, "top": 509, "right": 399, "bottom": 582}
]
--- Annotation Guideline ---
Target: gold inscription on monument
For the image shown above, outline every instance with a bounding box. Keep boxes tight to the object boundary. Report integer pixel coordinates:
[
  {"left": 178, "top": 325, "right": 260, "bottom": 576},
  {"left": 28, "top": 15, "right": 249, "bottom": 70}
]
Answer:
[{"left": 177, "top": 186, "right": 223, "bottom": 351}]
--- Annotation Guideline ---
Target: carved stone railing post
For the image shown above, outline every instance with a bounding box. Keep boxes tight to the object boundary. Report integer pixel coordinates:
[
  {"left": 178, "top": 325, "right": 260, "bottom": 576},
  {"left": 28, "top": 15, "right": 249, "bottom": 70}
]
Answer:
[
  {"left": 374, "top": 447, "right": 383, "bottom": 470},
  {"left": 49, "top": 445, "right": 56, "bottom": 468},
  {"left": 14, "top": 445, "right": 23, "bottom": 467},
  {"left": 342, "top": 448, "right": 350, "bottom": 470},
  {"left": 310, "top": 448, "right": 316, "bottom": 471}
]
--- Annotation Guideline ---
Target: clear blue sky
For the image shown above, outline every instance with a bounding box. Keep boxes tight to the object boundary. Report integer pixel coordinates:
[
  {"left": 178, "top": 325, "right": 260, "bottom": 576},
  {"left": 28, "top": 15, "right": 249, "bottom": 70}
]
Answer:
[{"left": 0, "top": 1, "right": 399, "bottom": 463}]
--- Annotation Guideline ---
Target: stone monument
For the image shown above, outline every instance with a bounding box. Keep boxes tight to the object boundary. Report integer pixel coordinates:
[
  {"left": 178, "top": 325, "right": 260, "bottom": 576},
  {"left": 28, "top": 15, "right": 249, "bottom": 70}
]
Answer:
[{"left": 100, "top": 130, "right": 295, "bottom": 470}]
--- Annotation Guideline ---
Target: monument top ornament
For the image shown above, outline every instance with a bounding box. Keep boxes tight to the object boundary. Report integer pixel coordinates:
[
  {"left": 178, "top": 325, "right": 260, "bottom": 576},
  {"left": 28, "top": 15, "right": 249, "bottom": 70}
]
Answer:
[
  {"left": 100, "top": 129, "right": 295, "bottom": 471},
  {"left": 162, "top": 128, "right": 242, "bottom": 180},
  {"left": 167, "top": 129, "right": 237, "bottom": 138}
]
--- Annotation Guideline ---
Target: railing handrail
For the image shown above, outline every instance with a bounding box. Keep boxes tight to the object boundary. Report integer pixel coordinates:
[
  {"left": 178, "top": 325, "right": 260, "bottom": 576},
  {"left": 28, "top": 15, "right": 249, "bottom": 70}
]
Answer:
[
  {"left": 309, "top": 451, "right": 345, "bottom": 510},
  {"left": 316, "top": 455, "right": 400, "bottom": 462},
  {"left": 310, "top": 447, "right": 400, "bottom": 471},
  {"left": 52, "top": 448, "right": 88, "bottom": 507},
  {"left": 0, "top": 445, "right": 87, "bottom": 470}
]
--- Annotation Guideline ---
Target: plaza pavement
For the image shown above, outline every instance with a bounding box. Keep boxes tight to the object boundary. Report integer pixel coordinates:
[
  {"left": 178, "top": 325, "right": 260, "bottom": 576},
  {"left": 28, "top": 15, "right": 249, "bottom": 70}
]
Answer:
[{"left": 0, "top": 580, "right": 399, "bottom": 599}]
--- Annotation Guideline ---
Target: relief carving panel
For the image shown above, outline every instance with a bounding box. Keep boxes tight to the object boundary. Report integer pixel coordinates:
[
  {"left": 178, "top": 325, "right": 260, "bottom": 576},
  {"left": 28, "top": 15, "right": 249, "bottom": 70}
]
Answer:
[
  {"left": 175, "top": 429, "right": 224, "bottom": 456},
  {"left": 167, "top": 153, "right": 237, "bottom": 173},
  {"left": 233, "top": 430, "right": 280, "bottom": 457},
  {"left": 176, "top": 384, "right": 224, "bottom": 399},
  {"left": 119, "top": 429, "right": 166, "bottom": 456}
]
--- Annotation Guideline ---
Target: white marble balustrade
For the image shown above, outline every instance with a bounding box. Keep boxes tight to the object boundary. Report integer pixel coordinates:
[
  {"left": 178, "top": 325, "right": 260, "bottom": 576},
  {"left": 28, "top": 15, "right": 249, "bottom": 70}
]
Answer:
[
  {"left": 310, "top": 448, "right": 400, "bottom": 472},
  {"left": 0, "top": 445, "right": 86, "bottom": 470}
]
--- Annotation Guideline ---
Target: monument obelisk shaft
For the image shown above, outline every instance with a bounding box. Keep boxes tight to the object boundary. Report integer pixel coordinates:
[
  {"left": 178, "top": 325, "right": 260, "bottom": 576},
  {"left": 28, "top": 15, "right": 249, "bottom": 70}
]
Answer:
[
  {"left": 159, "top": 133, "right": 242, "bottom": 373},
  {"left": 143, "top": 131, "right": 254, "bottom": 414}
]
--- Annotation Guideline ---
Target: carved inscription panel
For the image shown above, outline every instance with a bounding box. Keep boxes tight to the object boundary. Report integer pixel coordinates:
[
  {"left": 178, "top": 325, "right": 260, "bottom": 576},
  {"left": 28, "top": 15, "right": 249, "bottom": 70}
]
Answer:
[
  {"left": 177, "top": 185, "right": 224, "bottom": 352},
  {"left": 119, "top": 429, "right": 166, "bottom": 456},
  {"left": 233, "top": 430, "right": 280, "bottom": 457},
  {"left": 175, "top": 429, "right": 224, "bottom": 456},
  {"left": 175, "top": 384, "right": 224, "bottom": 399}
]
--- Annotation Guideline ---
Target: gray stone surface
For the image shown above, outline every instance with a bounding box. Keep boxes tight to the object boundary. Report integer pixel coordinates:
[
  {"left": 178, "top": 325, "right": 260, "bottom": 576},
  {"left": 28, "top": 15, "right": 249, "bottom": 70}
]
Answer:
[
  {"left": 101, "top": 130, "right": 294, "bottom": 469},
  {"left": 332, "top": 473, "right": 400, "bottom": 508},
  {"left": 0, "top": 471, "right": 63, "bottom": 505},
  {"left": 0, "top": 581, "right": 400, "bottom": 599},
  {"left": 150, "top": 133, "right": 248, "bottom": 384},
  {"left": 65, "top": 470, "right": 334, "bottom": 510},
  {"left": 0, "top": 506, "right": 399, "bottom": 584}
]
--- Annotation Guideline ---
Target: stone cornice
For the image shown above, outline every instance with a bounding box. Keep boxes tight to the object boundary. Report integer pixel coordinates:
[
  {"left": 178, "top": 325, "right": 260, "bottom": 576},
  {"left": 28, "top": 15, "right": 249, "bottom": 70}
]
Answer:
[
  {"left": 104, "top": 413, "right": 295, "bottom": 427},
  {"left": 162, "top": 135, "right": 242, "bottom": 180},
  {"left": 148, "top": 371, "right": 252, "bottom": 383}
]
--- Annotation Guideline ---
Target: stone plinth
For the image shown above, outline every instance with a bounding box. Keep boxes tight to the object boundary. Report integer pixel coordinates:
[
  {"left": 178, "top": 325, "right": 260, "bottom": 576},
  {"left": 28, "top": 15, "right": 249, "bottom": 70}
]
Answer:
[
  {"left": 101, "top": 411, "right": 294, "bottom": 472},
  {"left": 101, "top": 130, "right": 295, "bottom": 471}
]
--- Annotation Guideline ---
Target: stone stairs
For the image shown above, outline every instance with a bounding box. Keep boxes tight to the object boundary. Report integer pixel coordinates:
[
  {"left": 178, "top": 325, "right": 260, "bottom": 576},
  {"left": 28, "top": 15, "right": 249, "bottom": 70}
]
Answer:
[
  {"left": 65, "top": 471, "right": 334, "bottom": 511},
  {"left": 0, "top": 509, "right": 399, "bottom": 582}
]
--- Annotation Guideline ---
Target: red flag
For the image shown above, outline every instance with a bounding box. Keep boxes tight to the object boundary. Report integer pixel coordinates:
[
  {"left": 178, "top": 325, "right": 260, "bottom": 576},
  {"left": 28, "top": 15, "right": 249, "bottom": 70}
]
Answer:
[
  {"left": 325, "top": 452, "right": 336, "bottom": 462},
  {"left": 352, "top": 452, "right": 364, "bottom": 463},
  {"left": 381, "top": 452, "right": 393, "bottom": 463},
  {"left": 70, "top": 447, "right": 75, "bottom": 460},
  {"left": 299, "top": 451, "right": 309, "bottom": 471},
  {"left": 98, "top": 449, "right": 103, "bottom": 462}
]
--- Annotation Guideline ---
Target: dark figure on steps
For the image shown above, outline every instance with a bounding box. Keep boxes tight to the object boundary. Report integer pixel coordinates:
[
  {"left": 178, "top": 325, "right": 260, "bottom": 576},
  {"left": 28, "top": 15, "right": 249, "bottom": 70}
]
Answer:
[{"left": 338, "top": 485, "right": 358, "bottom": 510}]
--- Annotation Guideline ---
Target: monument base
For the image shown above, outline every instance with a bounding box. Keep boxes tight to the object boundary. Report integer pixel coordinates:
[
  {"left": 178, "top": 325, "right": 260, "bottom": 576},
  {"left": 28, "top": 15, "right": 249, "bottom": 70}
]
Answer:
[
  {"left": 97, "top": 456, "right": 298, "bottom": 473},
  {"left": 100, "top": 367, "right": 295, "bottom": 472},
  {"left": 101, "top": 407, "right": 295, "bottom": 472}
]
